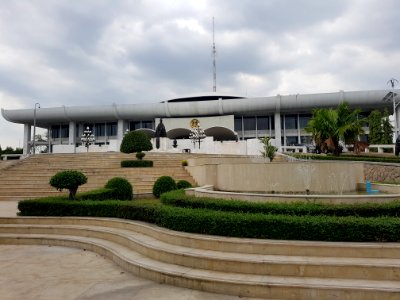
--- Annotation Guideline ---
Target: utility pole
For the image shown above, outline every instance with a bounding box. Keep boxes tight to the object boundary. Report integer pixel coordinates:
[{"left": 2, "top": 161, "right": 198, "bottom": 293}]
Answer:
[
  {"left": 387, "top": 78, "right": 399, "bottom": 138},
  {"left": 212, "top": 17, "right": 217, "bottom": 92}
]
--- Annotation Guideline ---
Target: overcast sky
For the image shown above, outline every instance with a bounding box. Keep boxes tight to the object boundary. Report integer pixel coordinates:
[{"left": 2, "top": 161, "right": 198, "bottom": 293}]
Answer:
[{"left": 1, "top": 0, "right": 400, "bottom": 148}]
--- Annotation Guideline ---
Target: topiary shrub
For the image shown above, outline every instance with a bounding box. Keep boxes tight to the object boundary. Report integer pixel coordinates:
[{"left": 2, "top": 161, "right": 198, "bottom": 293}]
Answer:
[
  {"left": 136, "top": 152, "right": 146, "bottom": 160},
  {"left": 121, "top": 160, "right": 153, "bottom": 168},
  {"left": 104, "top": 177, "right": 133, "bottom": 200},
  {"left": 120, "top": 131, "right": 153, "bottom": 160},
  {"left": 176, "top": 180, "right": 192, "bottom": 189},
  {"left": 49, "top": 170, "right": 87, "bottom": 200},
  {"left": 152, "top": 176, "right": 177, "bottom": 198}
]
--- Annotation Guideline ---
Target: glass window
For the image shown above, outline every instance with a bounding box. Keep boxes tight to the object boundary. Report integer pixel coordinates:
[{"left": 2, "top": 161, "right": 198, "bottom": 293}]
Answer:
[
  {"left": 51, "top": 125, "right": 60, "bottom": 139},
  {"left": 61, "top": 125, "right": 69, "bottom": 138},
  {"left": 95, "top": 123, "right": 105, "bottom": 137},
  {"left": 284, "top": 114, "right": 298, "bottom": 129},
  {"left": 83, "top": 123, "right": 93, "bottom": 132},
  {"left": 142, "top": 121, "right": 154, "bottom": 129},
  {"left": 107, "top": 122, "right": 117, "bottom": 136},
  {"left": 234, "top": 117, "right": 242, "bottom": 131},
  {"left": 130, "top": 121, "right": 141, "bottom": 130},
  {"left": 257, "top": 116, "right": 269, "bottom": 130},
  {"left": 299, "top": 114, "right": 311, "bottom": 129},
  {"left": 243, "top": 117, "right": 256, "bottom": 131},
  {"left": 300, "top": 136, "right": 313, "bottom": 144},
  {"left": 286, "top": 136, "right": 298, "bottom": 145},
  {"left": 76, "top": 124, "right": 79, "bottom": 138}
]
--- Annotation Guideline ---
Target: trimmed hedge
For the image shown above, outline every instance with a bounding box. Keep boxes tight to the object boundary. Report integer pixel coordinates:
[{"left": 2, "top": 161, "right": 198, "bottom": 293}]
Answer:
[
  {"left": 153, "top": 176, "right": 177, "bottom": 198},
  {"left": 17, "top": 197, "right": 400, "bottom": 242},
  {"left": 104, "top": 177, "right": 133, "bottom": 200},
  {"left": 78, "top": 188, "right": 115, "bottom": 200},
  {"left": 121, "top": 160, "right": 153, "bottom": 168},
  {"left": 160, "top": 190, "right": 400, "bottom": 217},
  {"left": 176, "top": 180, "right": 192, "bottom": 189}
]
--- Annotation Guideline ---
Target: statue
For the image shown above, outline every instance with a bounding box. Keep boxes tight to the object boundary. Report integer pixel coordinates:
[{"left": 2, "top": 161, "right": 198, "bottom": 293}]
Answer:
[{"left": 155, "top": 118, "right": 167, "bottom": 149}]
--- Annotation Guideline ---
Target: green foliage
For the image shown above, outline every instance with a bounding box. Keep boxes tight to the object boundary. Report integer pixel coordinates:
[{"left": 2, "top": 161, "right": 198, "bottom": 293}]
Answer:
[
  {"left": 306, "top": 102, "right": 365, "bottom": 156},
  {"left": 152, "top": 176, "right": 177, "bottom": 198},
  {"left": 259, "top": 136, "right": 277, "bottom": 161},
  {"left": 176, "top": 180, "right": 192, "bottom": 189},
  {"left": 104, "top": 177, "right": 133, "bottom": 200},
  {"left": 49, "top": 170, "right": 87, "bottom": 200},
  {"left": 17, "top": 197, "right": 400, "bottom": 242},
  {"left": 368, "top": 109, "right": 394, "bottom": 145},
  {"left": 135, "top": 151, "right": 146, "bottom": 160},
  {"left": 120, "top": 131, "right": 153, "bottom": 155},
  {"left": 382, "top": 108, "right": 394, "bottom": 144},
  {"left": 161, "top": 190, "right": 400, "bottom": 217},
  {"left": 78, "top": 188, "right": 115, "bottom": 200},
  {"left": 181, "top": 160, "right": 188, "bottom": 166},
  {"left": 121, "top": 160, "right": 153, "bottom": 168}
]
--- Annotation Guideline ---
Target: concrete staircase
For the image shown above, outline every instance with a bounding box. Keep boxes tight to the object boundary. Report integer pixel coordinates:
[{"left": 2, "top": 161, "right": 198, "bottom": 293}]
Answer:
[
  {"left": 0, "top": 216, "right": 399, "bottom": 299},
  {"left": 0, "top": 152, "right": 196, "bottom": 200}
]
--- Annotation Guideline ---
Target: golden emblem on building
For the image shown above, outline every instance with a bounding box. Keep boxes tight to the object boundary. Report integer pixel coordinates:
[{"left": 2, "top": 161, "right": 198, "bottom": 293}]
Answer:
[{"left": 190, "top": 118, "right": 199, "bottom": 128}]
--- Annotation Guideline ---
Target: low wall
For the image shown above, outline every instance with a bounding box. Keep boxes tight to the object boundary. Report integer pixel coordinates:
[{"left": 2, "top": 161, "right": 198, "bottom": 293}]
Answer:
[
  {"left": 364, "top": 163, "right": 400, "bottom": 184},
  {"left": 186, "top": 159, "right": 365, "bottom": 194}
]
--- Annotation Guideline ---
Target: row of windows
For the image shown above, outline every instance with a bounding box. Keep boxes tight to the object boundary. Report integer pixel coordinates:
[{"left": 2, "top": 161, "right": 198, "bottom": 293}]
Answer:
[
  {"left": 51, "top": 122, "right": 118, "bottom": 139},
  {"left": 234, "top": 116, "right": 274, "bottom": 131}
]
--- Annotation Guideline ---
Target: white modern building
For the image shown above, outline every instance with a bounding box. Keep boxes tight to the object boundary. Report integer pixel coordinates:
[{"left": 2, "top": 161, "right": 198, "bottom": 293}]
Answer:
[{"left": 2, "top": 89, "right": 399, "bottom": 155}]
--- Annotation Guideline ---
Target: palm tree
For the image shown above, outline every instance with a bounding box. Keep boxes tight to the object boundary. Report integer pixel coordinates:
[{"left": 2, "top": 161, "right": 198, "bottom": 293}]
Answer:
[{"left": 306, "top": 102, "right": 365, "bottom": 156}]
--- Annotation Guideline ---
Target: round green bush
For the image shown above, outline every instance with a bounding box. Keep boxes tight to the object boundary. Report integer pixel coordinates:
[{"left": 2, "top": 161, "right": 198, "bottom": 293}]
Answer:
[
  {"left": 49, "top": 170, "right": 87, "bottom": 200},
  {"left": 120, "top": 131, "right": 153, "bottom": 155},
  {"left": 104, "top": 177, "right": 133, "bottom": 200},
  {"left": 176, "top": 180, "right": 192, "bottom": 189},
  {"left": 152, "top": 176, "right": 177, "bottom": 198}
]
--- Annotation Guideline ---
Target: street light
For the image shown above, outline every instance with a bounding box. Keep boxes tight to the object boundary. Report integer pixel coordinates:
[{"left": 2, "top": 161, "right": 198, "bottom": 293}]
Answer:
[
  {"left": 81, "top": 126, "right": 95, "bottom": 152},
  {"left": 33, "top": 103, "right": 40, "bottom": 155},
  {"left": 189, "top": 123, "right": 206, "bottom": 149},
  {"left": 387, "top": 78, "right": 399, "bottom": 139}
]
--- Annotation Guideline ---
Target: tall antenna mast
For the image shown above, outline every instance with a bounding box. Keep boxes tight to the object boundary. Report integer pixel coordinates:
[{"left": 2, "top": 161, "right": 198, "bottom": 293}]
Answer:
[{"left": 212, "top": 17, "right": 217, "bottom": 92}]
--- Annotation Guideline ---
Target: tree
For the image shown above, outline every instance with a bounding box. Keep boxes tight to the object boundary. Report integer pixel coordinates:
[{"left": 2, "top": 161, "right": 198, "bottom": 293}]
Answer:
[
  {"left": 259, "top": 136, "right": 277, "bottom": 161},
  {"left": 49, "top": 170, "right": 87, "bottom": 200},
  {"left": 381, "top": 108, "right": 393, "bottom": 144},
  {"left": 120, "top": 131, "right": 153, "bottom": 159},
  {"left": 305, "top": 102, "right": 364, "bottom": 156},
  {"left": 368, "top": 110, "right": 383, "bottom": 144}
]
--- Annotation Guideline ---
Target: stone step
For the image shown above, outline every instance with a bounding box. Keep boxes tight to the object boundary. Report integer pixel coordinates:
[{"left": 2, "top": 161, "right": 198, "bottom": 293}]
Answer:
[
  {"left": 1, "top": 223, "right": 399, "bottom": 281},
  {"left": 0, "top": 220, "right": 399, "bottom": 299}
]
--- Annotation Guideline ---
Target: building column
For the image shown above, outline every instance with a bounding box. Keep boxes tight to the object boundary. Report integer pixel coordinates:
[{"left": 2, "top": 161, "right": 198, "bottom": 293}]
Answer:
[
  {"left": 274, "top": 112, "right": 282, "bottom": 149},
  {"left": 23, "top": 124, "right": 31, "bottom": 155},
  {"left": 396, "top": 105, "right": 400, "bottom": 139},
  {"left": 117, "top": 119, "right": 124, "bottom": 141},
  {"left": 69, "top": 121, "right": 76, "bottom": 153}
]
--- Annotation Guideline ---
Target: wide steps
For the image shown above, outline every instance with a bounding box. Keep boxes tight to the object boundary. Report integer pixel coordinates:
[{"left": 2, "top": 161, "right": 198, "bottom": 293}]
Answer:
[
  {"left": 0, "top": 217, "right": 399, "bottom": 299},
  {"left": 0, "top": 152, "right": 196, "bottom": 198}
]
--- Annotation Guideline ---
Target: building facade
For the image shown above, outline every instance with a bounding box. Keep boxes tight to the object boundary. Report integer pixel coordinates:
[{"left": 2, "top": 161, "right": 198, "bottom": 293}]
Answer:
[{"left": 2, "top": 89, "right": 399, "bottom": 155}]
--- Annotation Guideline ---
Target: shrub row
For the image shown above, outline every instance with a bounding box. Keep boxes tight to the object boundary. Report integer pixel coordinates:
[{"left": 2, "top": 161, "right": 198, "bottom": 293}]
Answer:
[
  {"left": 291, "top": 153, "right": 400, "bottom": 164},
  {"left": 121, "top": 160, "right": 153, "bottom": 168},
  {"left": 160, "top": 190, "right": 400, "bottom": 217},
  {"left": 17, "top": 197, "right": 400, "bottom": 242}
]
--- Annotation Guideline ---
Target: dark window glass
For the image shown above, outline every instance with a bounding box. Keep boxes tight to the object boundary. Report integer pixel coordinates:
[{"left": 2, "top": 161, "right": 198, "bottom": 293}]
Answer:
[
  {"left": 299, "top": 114, "right": 311, "bottom": 129},
  {"left": 51, "top": 125, "right": 60, "bottom": 139},
  {"left": 83, "top": 123, "right": 93, "bottom": 132},
  {"left": 257, "top": 116, "right": 269, "bottom": 130},
  {"left": 142, "top": 121, "right": 153, "bottom": 129},
  {"left": 243, "top": 117, "right": 256, "bottom": 131},
  {"left": 285, "top": 115, "right": 298, "bottom": 129},
  {"left": 130, "top": 121, "right": 141, "bottom": 130},
  {"left": 234, "top": 117, "right": 242, "bottom": 131},
  {"left": 286, "top": 136, "right": 298, "bottom": 145},
  {"left": 76, "top": 124, "right": 79, "bottom": 138},
  {"left": 95, "top": 123, "right": 105, "bottom": 137},
  {"left": 300, "top": 136, "right": 313, "bottom": 144},
  {"left": 61, "top": 125, "right": 69, "bottom": 138},
  {"left": 107, "top": 122, "right": 117, "bottom": 136},
  {"left": 270, "top": 115, "right": 275, "bottom": 130}
]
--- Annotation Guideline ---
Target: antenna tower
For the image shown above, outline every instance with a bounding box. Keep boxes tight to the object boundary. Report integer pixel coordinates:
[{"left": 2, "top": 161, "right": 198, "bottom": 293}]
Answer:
[{"left": 212, "top": 17, "right": 217, "bottom": 92}]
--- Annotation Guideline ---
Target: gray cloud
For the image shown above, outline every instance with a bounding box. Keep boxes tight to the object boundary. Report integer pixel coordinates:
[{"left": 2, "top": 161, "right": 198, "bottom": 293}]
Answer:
[{"left": 1, "top": 0, "right": 400, "bottom": 147}]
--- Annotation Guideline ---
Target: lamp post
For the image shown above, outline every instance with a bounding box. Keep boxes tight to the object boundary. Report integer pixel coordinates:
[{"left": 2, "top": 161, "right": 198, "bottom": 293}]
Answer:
[
  {"left": 81, "top": 127, "right": 95, "bottom": 152},
  {"left": 189, "top": 123, "right": 206, "bottom": 149},
  {"left": 33, "top": 102, "right": 40, "bottom": 155},
  {"left": 387, "top": 78, "right": 399, "bottom": 139}
]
